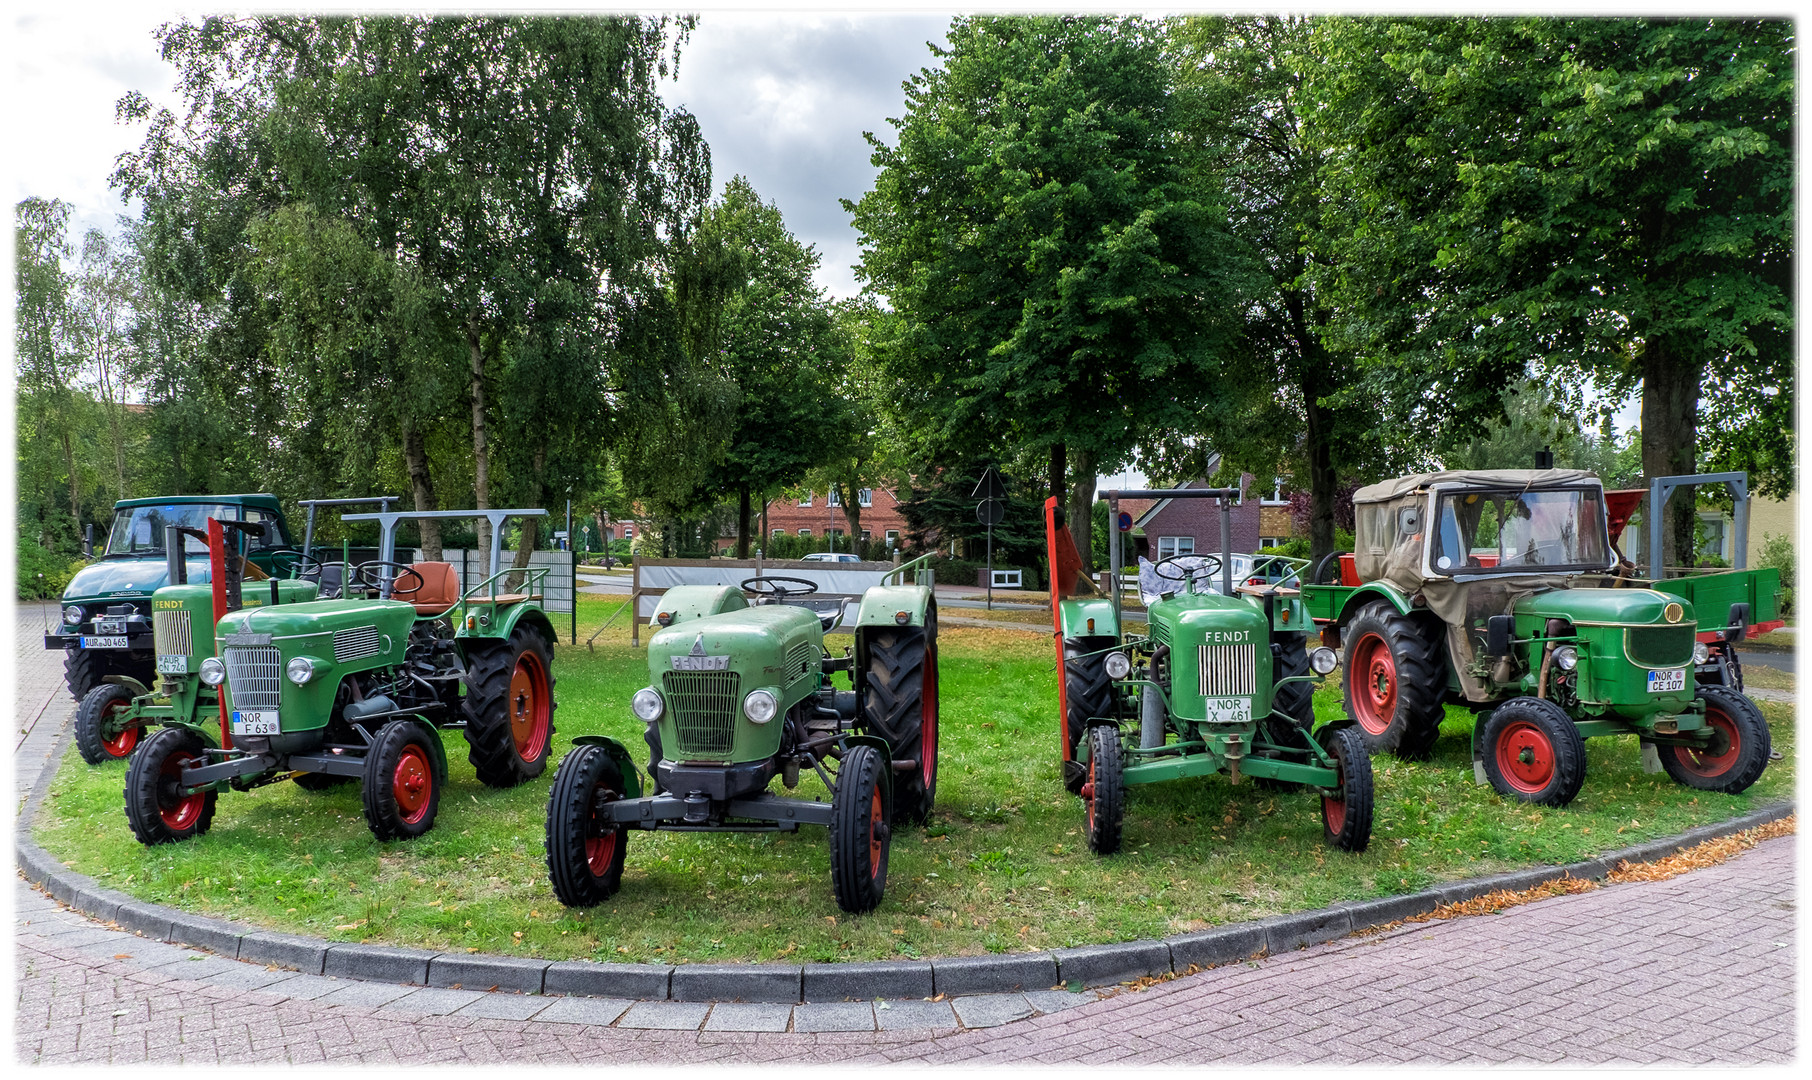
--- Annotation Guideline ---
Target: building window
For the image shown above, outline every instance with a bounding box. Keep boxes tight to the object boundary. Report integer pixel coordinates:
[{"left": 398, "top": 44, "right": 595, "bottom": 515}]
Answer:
[
  {"left": 798, "top": 492, "right": 813, "bottom": 506},
  {"left": 860, "top": 530, "right": 871, "bottom": 541},
  {"left": 828, "top": 489, "right": 842, "bottom": 507},
  {"left": 798, "top": 528, "right": 812, "bottom": 536},
  {"left": 828, "top": 528, "right": 844, "bottom": 538},
  {"left": 1156, "top": 536, "right": 1195, "bottom": 559},
  {"left": 1259, "top": 536, "right": 1285, "bottom": 549},
  {"left": 858, "top": 489, "right": 873, "bottom": 507},
  {"left": 771, "top": 528, "right": 784, "bottom": 539},
  {"left": 885, "top": 530, "right": 900, "bottom": 549}
]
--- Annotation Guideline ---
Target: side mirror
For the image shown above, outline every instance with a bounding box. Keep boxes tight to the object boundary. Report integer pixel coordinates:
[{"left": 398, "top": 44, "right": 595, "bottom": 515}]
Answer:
[
  {"left": 1725, "top": 603, "right": 1750, "bottom": 643},
  {"left": 1485, "top": 615, "right": 1515, "bottom": 657},
  {"left": 1398, "top": 507, "right": 1422, "bottom": 534}
]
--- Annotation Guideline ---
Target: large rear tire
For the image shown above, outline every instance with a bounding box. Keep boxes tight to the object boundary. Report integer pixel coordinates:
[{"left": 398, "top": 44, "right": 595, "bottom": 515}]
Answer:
[
  {"left": 829, "top": 744, "right": 890, "bottom": 914},
  {"left": 462, "top": 626, "right": 557, "bottom": 788},
  {"left": 65, "top": 648, "right": 150, "bottom": 702},
  {"left": 76, "top": 683, "right": 140, "bottom": 764},
  {"left": 1658, "top": 684, "right": 1770, "bottom": 795},
  {"left": 362, "top": 720, "right": 443, "bottom": 841},
  {"left": 124, "top": 726, "right": 217, "bottom": 846},
  {"left": 1063, "top": 635, "right": 1118, "bottom": 794},
  {"left": 1255, "top": 634, "right": 1317, "bottom": 790},
  {"left": 1341, "top": 602, "right": 1444, "bottom": 759},
  {"left": 545, "top": 745, "right": 630, "bottom": 907},
  {"left": 1479, "top": 697, "right": 1586, "bottom": 807},
  {"left": 860, "top": 607, "right": 939, "bottom": 825}
]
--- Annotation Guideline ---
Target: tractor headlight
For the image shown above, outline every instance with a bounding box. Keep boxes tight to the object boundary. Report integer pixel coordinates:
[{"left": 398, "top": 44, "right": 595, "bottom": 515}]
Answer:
[
  {"left": 1309, "top": 647, "right": 1339, "bottom": 676},
  {"left": 1103, "top": 651, "right": 1132, "bottom": 680},
  {"left": 1552, "top": 646, "right": 1578, "bottom": 671},
  {"left": 286, "top": 656, "right": 319, "bottom": 685},
  {"left": 63, "top": 605, "right": 83, "bottom": 626},
  {"left": 1692, "top": 642, "right": 1711, "bottom": 665},
  {"left": 198, "top": 657, "right": 227, "bottom": 686},
  {"left": 743, "top": 688, "right": 779, "bottom": 724},
  {"left": 632, "top": 687, "right": 665, "bottom": 722}
]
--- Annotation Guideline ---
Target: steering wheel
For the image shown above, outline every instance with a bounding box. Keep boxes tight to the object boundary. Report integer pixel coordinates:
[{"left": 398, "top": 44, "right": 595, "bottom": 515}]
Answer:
[
  {"left": 741, "top": 575, "right": 819, "bottom": 599},
  {"left": 1151, "top": 553, "right": 1224, "bottom": 587},
  {"left": 1311, "top": 550, "right": 1350, "bottom": 586},
  {"left": 353, "top": 560, "right": 426, "bottom": 598},
  {"left": 266, "top": 549, "right": 326, "bottom": 580}
]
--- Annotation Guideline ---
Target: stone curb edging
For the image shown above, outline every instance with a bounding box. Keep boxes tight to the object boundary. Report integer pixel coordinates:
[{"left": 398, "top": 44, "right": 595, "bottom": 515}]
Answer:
[{"left": 13, "top": 714, "right": 1795, "bottom": 1003}]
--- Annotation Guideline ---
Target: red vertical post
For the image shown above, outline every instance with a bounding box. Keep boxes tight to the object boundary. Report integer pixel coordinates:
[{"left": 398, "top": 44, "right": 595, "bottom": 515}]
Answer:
[{"left": 207, "top": 518, "right": 234, "bottom": 751}]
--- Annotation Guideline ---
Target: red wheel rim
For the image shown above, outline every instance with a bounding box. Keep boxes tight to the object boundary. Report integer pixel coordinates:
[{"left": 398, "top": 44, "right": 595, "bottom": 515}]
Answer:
[
  {"left": 1084, "top": 753, "right": 1097, "bottom": 832},
  {"left": 1350, "top": 633, "right": 1397, "bottom": 735},
  {"left": 1494, "top": 719, "right": 1556, "bottom": 794},
  {"left": 921, "top": 644, "right": 938, "bottom": 788},
  {"left": 1676, "top": 707, "right": 1742, "bottom": 778},
  {"left": 101, "top": 700, "right": 138, "bottom": 758},
  {"left": 1322, "top": 751, "right": 1347, "bottom": 832},
  {"left": 868, "top": 788, "right": 884, "bottom": 879},
  {"left": 392, "top": 746, "right": 433, "bottom": 824},
  {"left": 585, "top": 817, "right": 618, "bottom": 878},
  {"left": 157, "top": 749, "right": 205, "bottom": 830},
  {"left": 508, "top": 650, "right": 551, "bottom": 763}
]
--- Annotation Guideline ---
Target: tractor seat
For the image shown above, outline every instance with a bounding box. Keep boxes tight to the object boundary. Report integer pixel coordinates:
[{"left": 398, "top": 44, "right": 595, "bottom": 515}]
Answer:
[
  {"left": 408, "top": 562, "right": 462, "bottom": 616},
  {"left": 475, "top": 593, "right": 541, "bottom": 606}
]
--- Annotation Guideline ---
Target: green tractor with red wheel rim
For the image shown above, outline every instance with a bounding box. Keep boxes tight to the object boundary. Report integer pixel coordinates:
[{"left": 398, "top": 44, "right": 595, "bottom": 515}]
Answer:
[
  {"left": 1299, "top": 469, "right": 1775, "bottom": 806},
  {"left": 124, "top": 508, "right": 560, "bottom": 845},
  {"left": 544, "top": 565, "right": 938, "bottom": 914}
]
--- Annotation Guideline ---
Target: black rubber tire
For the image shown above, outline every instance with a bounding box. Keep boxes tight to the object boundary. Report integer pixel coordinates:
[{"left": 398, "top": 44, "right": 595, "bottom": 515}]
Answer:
[
  {"left": 829, "top": 744, "right": 890, "bottom": 914},
  {"left": 545, "top": 745, "right": 630, "bottom": 907},
  {"left": 1658, "top": 684, "right": 1771, "bottom": 795},
  {"left": 1063, "top": 635, "right": 1118, "bottom": 794},
  {"left": 462, "top": 625, "right": 557, "bottom": 788},
  {"left": 124, "top": 726, "right": 218, "bottom": 846},
  {"left": 361, "top": 720, "right": 444, "bottom": 841},
  {"left": 1083, "top": 725, "right": 1126, "bottom": 856},
  {"left": 64, "top": 648, "right": 149, "bottom": 701},
  {"left": 1341, "top": 602, "right": 1445, "bottom": 760},
  {"left": 76, "top": 683, "right": 140, "bottom": 764},
  {"left": 1317, "top": 725, "right": 1374, "bottom": 852},
  {"left": 1479, "top": 697, "right": 1587, "bottom": 807},
  {"left": 860, "top": 606, "right": 939, "bottom": 825},
  {"left": 1311, "top": 550, "right": 1351, "bottom": 586},
  {"left": 1254, "top": 634, "right": 1317, "bottom": 790},
  {"left": 293, "top": 771, "right": 355, "bottom": 791}
]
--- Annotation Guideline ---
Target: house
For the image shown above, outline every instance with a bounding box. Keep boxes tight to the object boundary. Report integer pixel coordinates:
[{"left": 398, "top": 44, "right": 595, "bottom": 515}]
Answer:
[
  {"left": 1131, "top": 477, "right": 1273, "bottom": 559},
  {"left": 714, "top": 486, "right": 913, "bottom": 554}
]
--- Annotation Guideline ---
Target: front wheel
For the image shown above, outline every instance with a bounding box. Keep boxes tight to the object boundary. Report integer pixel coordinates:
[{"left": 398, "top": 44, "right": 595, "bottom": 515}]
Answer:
[
  {"left": 1317, "top": 725, "right": 1374, "bottom": 852},
  {"left": 463, "top": 626, "right": 558, "bottom": 788},
  {"left": 860, "top": 606, "right": 939, "bottom": 825},
  {"left": 1082, "top": 725, "right": 1125, "bottom": 856},
  {"left": 545, "top": 745, "right": 630, "bottom": 907},
  {"left": 362, "top": 720, "right": 444, "bottom": 841},
  {"left": 1658, "top": 685, "right": 1771, "bottom": 795},
  {"left": 124, "top": 726, "right": 217, "bottom": 846},
  {"left": 76, "top": 683, "right": 140, "bottom": 764},
  {"left": 829, "top": 744, "right": 890, "bottom": 913},
  {"left": 1479, "top": 697, "right": 1586, "bottom": 807}
]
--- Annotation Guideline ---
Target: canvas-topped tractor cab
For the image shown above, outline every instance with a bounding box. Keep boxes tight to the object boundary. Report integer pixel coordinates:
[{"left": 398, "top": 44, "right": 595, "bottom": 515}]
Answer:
[
  {"left": 1047, "top": 490, "right": 1374, "bottom": 857},
  {"left": 124, "top": 508, "right": 559, "bottom": 846},
  {"left": 544, "top": 563, "right": 939, "bottom": 914}
]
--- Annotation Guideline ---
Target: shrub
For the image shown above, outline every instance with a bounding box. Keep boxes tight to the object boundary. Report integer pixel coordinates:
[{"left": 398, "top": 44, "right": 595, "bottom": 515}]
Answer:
[
  {"left": 17, "top": 534, "right": 83, "bottom": 601},
  {"left": 1757, "top": 531, "right": 1795, "bottom": 613}
]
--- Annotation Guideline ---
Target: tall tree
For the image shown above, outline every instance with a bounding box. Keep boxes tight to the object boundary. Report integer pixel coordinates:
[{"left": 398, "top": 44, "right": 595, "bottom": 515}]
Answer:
[{"left": 14, "top": 198, "right": 84, "bottom": 536}]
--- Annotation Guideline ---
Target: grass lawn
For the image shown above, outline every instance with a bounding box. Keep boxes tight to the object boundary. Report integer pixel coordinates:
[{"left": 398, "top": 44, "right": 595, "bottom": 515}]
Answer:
[{"left": 34, "top": 593, "right": 1796, "bottom": 965}]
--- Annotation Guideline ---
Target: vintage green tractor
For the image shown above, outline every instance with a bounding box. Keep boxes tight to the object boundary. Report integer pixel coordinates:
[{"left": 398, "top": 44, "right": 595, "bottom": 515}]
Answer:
[
  {"left": 1299, "top": 469, "right": 1774, "bottom": 805},
  {"left": 545, "top": 564, "right": 938, "bottom": 914},
  {"left": 124, "top": 508, "right": 559, "bottom": 845},
  {"left": 1048, "top": 491, "right": 1373, "bottom": 856}
]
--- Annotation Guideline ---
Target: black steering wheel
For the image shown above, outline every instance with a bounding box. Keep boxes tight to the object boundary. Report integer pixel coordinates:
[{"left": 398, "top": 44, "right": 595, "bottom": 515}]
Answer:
[
  {"left": 1151, "top": 553, "right": 1224, "bottom": 586},
  {"left": 1311, "top": 550, "right": 1351, "bottom": 586},
  {"left": 354, "top": 560, "right": 426, "bottom": 598},
  {"left": 741, "top": 575, "right": 819, "bottom": 599},
  {"left": 266, "top": 549, "right": 326, "bottom": 580}
]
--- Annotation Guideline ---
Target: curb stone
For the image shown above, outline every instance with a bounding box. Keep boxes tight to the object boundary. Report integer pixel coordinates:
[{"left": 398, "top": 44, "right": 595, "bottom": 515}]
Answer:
[
  {"left": 931, "top": 952, "right": 1058, "bottom": 996},
  {"left": 429, "top": 953, "right": 551, "bottom": 993},
  {"left": 801, "top": 959, "right": 934, "bottom": 1001},
  {"left": 543, "top": 959, "right": 673, "bottom": 1000},
  {"left": 1053, "top": 940, "right": 1171, "bottom": 987},
  {"left": 324, "top": 943, "right": 438, "bottom": 984},
  {"left": 670, "top": 962, "right": 802, "bottom": 1003}
]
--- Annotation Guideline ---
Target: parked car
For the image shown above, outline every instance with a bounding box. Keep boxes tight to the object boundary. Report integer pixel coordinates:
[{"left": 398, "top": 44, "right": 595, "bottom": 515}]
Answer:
[{"left": 801, "top": 552, "right": 862, "bottom": 563}]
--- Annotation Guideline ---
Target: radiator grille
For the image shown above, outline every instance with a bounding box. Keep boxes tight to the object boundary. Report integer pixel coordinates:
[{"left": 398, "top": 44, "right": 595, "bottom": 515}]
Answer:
[
  {"left": 153, "top": 610, "right": 192, "bottom": 659},
  {"left": 1625, "top": 625, "right": 1696, "bottom": 669},
  {"left": 334, "top": 625, "right": 382, "bottom": 663},
  {"left": 223, "top": 645, "right": 283, "bottom": 709},
  {"left": 662, "top": 671, "right": 741, "bottom": 758},
  {"left": 786, "top": 642, "right": 818, "bottom": 687},
  {"left": 1197, "top": 643, "right": 1257, "bottom": 699},
  {"left": 1150, "top": 621, "right": 1171, "bottom": 649}
]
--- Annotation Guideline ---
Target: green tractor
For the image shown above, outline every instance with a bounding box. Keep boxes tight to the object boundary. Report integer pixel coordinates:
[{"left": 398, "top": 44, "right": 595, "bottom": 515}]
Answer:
[
  {"left": 1299, "top": 469, "right": 1774, "bottom": 805},
  {"left": 545, "top": 565, "right": 938, "bottom": 914},
  {"left": 124, "top": 508, "right": 559, "bottom": 845},
  {"left": 1046, "top": 490, "right": 1373, "bottom": 856}
]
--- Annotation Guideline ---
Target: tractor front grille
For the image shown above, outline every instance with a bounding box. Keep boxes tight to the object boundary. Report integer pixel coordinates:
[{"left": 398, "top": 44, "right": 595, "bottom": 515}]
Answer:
[
  {"left": 1197, "top": 643, "right": 1257, "bottom": 698},
  {"left": 334, "top": 625, "right": 382, "bottom": 663},
  {"left": 786, "top": 642, "right": 818, "bottom": 687},
  {"left": 153, "top": 610, "right": 192, "bottom": 659},
  {"left": 663, "top": 671, "right": 741, "bottom": 757},
  {"left": 1150, "top": 621, "right": 1170, "bottom": 650},
  {"left": 1625, "top": 625, "right": 1696, "bottom": 669},
  {"left": 222, "top": 645, "right": 283, "bottom": 709}
]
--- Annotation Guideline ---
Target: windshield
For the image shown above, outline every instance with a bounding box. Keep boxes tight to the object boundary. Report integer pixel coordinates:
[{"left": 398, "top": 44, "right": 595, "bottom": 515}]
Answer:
[
  {"left": 103, "top": 504, "right": 288, "bottom": 557},
  {"left": 1431, "top": 487, "right": 1610, "bottom": 575}
]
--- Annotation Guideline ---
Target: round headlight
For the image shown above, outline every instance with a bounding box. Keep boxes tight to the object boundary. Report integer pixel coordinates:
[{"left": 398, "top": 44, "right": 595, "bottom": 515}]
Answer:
[
  {"left": 632, "top": 687, "right": 665, "bottom": 722},
  {"left": 1552, "top": 645, "right": 1578, "bottom": 671},
  {"left": 1693, "top": 642, "right": 1711, "bottom": 665},
  {"left": 1309, "top": 647, "right": 1339, "bottom": 676},
  {"left": 286, "top": 657, "right": 317, "bottom": 685},
  {"left": 63, "top": 605, "right": 83, "bottom": 626},
  {"left": 1103, "top": 651, "right": 1132, "bottom": 680},
  {"left": 198, "top": 657, "right": 227, "bottom": 686},
  {"left": 1663, "top": 602, "right": 1684, "bottom": 624},
  {"left": 744, "top": 688, "right": 779, "bottom": 724}
]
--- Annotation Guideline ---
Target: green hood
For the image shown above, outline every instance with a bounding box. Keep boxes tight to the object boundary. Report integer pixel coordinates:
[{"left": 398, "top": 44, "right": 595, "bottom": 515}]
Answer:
[{"left": 1518, "top": 587, "right": 1694, "bottom": 627}]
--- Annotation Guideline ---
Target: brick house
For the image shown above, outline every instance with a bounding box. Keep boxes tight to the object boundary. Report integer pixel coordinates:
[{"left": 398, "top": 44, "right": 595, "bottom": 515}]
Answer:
[
  {"left": 1132, "top": 477, "right": 1293, "bottom": 559},
  {"left": 713, "top": 486, "right": 913, "bottom": 554}
]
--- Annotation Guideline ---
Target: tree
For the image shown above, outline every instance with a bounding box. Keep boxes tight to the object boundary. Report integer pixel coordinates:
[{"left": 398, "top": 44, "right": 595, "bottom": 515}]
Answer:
[
  {"left": 14, "top": 198, "right": 85, "bottom": 540},
  {"left": 1308, "top": 17, "right": 1793, "bottom": 565},
  {"left": 846, "top": 15, "right": 1251, "bottom": 570},
  {"left": 70, "top": 229, "right": 143, "bottom": 502}
]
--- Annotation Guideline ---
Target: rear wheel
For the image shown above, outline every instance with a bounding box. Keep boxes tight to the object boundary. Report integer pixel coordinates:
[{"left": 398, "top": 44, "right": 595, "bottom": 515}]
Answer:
[
  {"left": 76, "top": 683, "right": 140, "bottom": 764},
  {"left": 65, "top": 648, "right": 149, "bottom": 702},
  {"left": 830, "top": 744, "right": 890, "bottom": 913},
  {"left": 362, "top": 720, "right": 443, "bottom": 840},
  {"left": 1082, "top": 725, "right": 1126, "bottom": 856},
  {"left": 860, "top": 606, "right": 939, "bottom": 825},
  {"left": 1658, "top": 685, "right": 1771, "bottom": 795},
  {"left": 124, "top": 726, "right": 217, "bottom": 846},
  {"left": 545, "top": 745, "right": 629, "bottom": 907},
  {"left": 1341, "top": 603, "right": 1444, "bottom": 759},
  {"left": 1318, "top": 725, "right": 1374, "bottom": 852},
  {"left": 1063, "top": 635, "right": 1118, "bottom": 794},
  {"left": 1479, "top": 697, "right": 1586, "bottom": 807},
  {"left": 1256, "top": 634, "right": 1316, "bottom": 790},
  {"left": 463, "top": 626, "right": 557, "bottom": 788}
]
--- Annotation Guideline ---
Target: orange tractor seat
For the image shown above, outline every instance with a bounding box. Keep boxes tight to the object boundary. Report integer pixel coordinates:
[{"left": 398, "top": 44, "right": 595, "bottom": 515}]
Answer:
[{"left": 407, "top": 562, "right": 463, "bottom": 616}]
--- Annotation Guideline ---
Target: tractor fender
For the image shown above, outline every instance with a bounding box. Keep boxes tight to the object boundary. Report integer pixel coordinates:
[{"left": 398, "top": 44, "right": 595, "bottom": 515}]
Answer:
[
  {"left": 1058, "top": 596, "right": 1119, "bottom": 640},
  {"left": 854, "top": 583, "right": 932, "bottom": 629},
  {"left": 569, "top": 734, "right": 645, "bottom": 800},
  {"left": 645, "top": 585, "right": 748, "bottom": 629},
  {"left": 103, "top": 674, "right": 154, "bottom": 699},
  {"left": 840, "top": 733, "right": 893, "bottom": 804},
  {"left": 496, "top": 602, "right": 559, "bottom": 646},
  {"left": 406, "top": 717, "right": 451, "bottom": 782},
  {"left": 1335, "top": 582, "right": 1416, "bottom": 625}
]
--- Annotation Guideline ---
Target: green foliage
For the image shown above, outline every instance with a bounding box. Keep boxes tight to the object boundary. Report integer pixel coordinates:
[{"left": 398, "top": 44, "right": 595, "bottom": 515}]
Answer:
[
  {"left": 16, "top": 534, "right": 85, "bottom": 600},
  {"left": 1445, "top": 381, "right": 1642, "bottom": 486},
  {"left": 896, "top": 459, "right": 1046, "bottom": 571},
  {"left": 1757, "top": 532, "right": 1795, "bottom": 613}
]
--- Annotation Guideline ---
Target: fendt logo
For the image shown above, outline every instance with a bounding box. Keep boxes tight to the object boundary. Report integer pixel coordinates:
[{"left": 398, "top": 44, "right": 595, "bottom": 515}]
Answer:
[
  {"left": 1202, "top": 630, "right": 1251, "bottom": 644},
  {"left": 690, "top": 634, "right": 707, "bottom": 656}
]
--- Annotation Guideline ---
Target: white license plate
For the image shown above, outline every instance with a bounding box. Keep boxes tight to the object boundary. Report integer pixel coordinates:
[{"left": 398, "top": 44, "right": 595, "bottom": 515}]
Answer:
[
  {"left": 156, "top": 654, "right": 189, "bottom": 674},
  {"left": 1203, "top": 696, "right": 1252, "bottom": 724},
  {"left": 80, "top": 636, "right": 129, "bottom": 649},
  {"left": 1647, "top": 668, "right": 1687, "bottom": 694},
  {"left": 231, "top": 710, "right": 281, "bottom": 735},
  {"left": 95, "top": 617, "right": 128, "bottom": 635},
  {"left": 670, "top": 654, "right": 730, "bottom": 671}
]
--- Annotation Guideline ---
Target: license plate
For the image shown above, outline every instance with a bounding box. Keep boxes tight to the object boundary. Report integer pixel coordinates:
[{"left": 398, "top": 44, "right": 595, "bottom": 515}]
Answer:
[
  {"left": 231, "top": 710, "right": 281, "bottom": 735},
  {"left": 1647, "top": 668, "right": 1687, "bottom": 694},
  {"left": 156, "top": 654, "right": 189, "bottom": 674},
  {"left": 670, "top": 654, "right": 730, "bottom": 671},
  {"left": 1203, "top": 696, "right": 1252, "bottom": 724},
  {"left": 80, "top": 636, "right": 129, "bottom": 649},
  {"left": 95, "top": 617, "right": 127, "bottom": 635}
]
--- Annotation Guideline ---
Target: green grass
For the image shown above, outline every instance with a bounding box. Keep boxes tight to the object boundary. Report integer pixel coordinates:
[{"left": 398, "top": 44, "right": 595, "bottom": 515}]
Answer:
[{"left": 33, "top": 594, "right": 1796, "bottom": 965}]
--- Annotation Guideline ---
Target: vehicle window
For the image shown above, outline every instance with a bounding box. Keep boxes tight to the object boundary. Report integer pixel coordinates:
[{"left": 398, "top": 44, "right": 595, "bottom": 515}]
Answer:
[
  {"left": 104, "top": 504, "right": 236, "bottom": 556},
  {"left": 244, "top": 508, "right": 290, "bottom": 549},
  {"left": 1432, "top": 488, "right": 1609, "bottom": 573}
]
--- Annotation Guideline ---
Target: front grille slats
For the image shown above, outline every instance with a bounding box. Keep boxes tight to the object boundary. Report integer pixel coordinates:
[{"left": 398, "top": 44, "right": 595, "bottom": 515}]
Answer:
[
  {"left": 1197, "top": 643, "right": 1257, "bottom": 700},
  {"left": 663, "top": 671, "right": 741, "bottom": 757},
  {"left": 154, "top": 610, "right": 192, "bottom": 658},
  {"left": 334, "top": 625, "right": 382, "bottom": 663},
  {"left": 223, "top": 645, "right": 283, "bottom": 709},
  {"left": 1626, "top": 625, "right": 1696, "bottom": 669}
]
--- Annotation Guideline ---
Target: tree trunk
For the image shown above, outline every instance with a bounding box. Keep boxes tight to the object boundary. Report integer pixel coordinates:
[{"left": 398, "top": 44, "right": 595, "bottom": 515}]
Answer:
[
  {"left": 466, "top": 318, "right": 492, "bottom": 568},
  {"left": 1301, "top": 357, "right": 1339, "bottom": 567},
  {"left": 61, "top": 429, "right": 78, "bottom": 538},
  {"left": 736, "top": 482, "right": 751, "bottom": 559},
  {"left": 402, "top": 418, "right": 442, "bottom": 562},
  {"left": 511, "top": 444, "right": 547, "bottom": 575},
  {"left": 1640, "top": 338, "right": 1702, "bottom": 571},
  {"left": 1048, "top": 442, "right": 1067, "bottom": 515},
  {"left": 1068, "top": 446, "right": 1096, "bottom": 574},
  {"left": 838, "top": 481, "right": 862, "bottom": 552}
]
